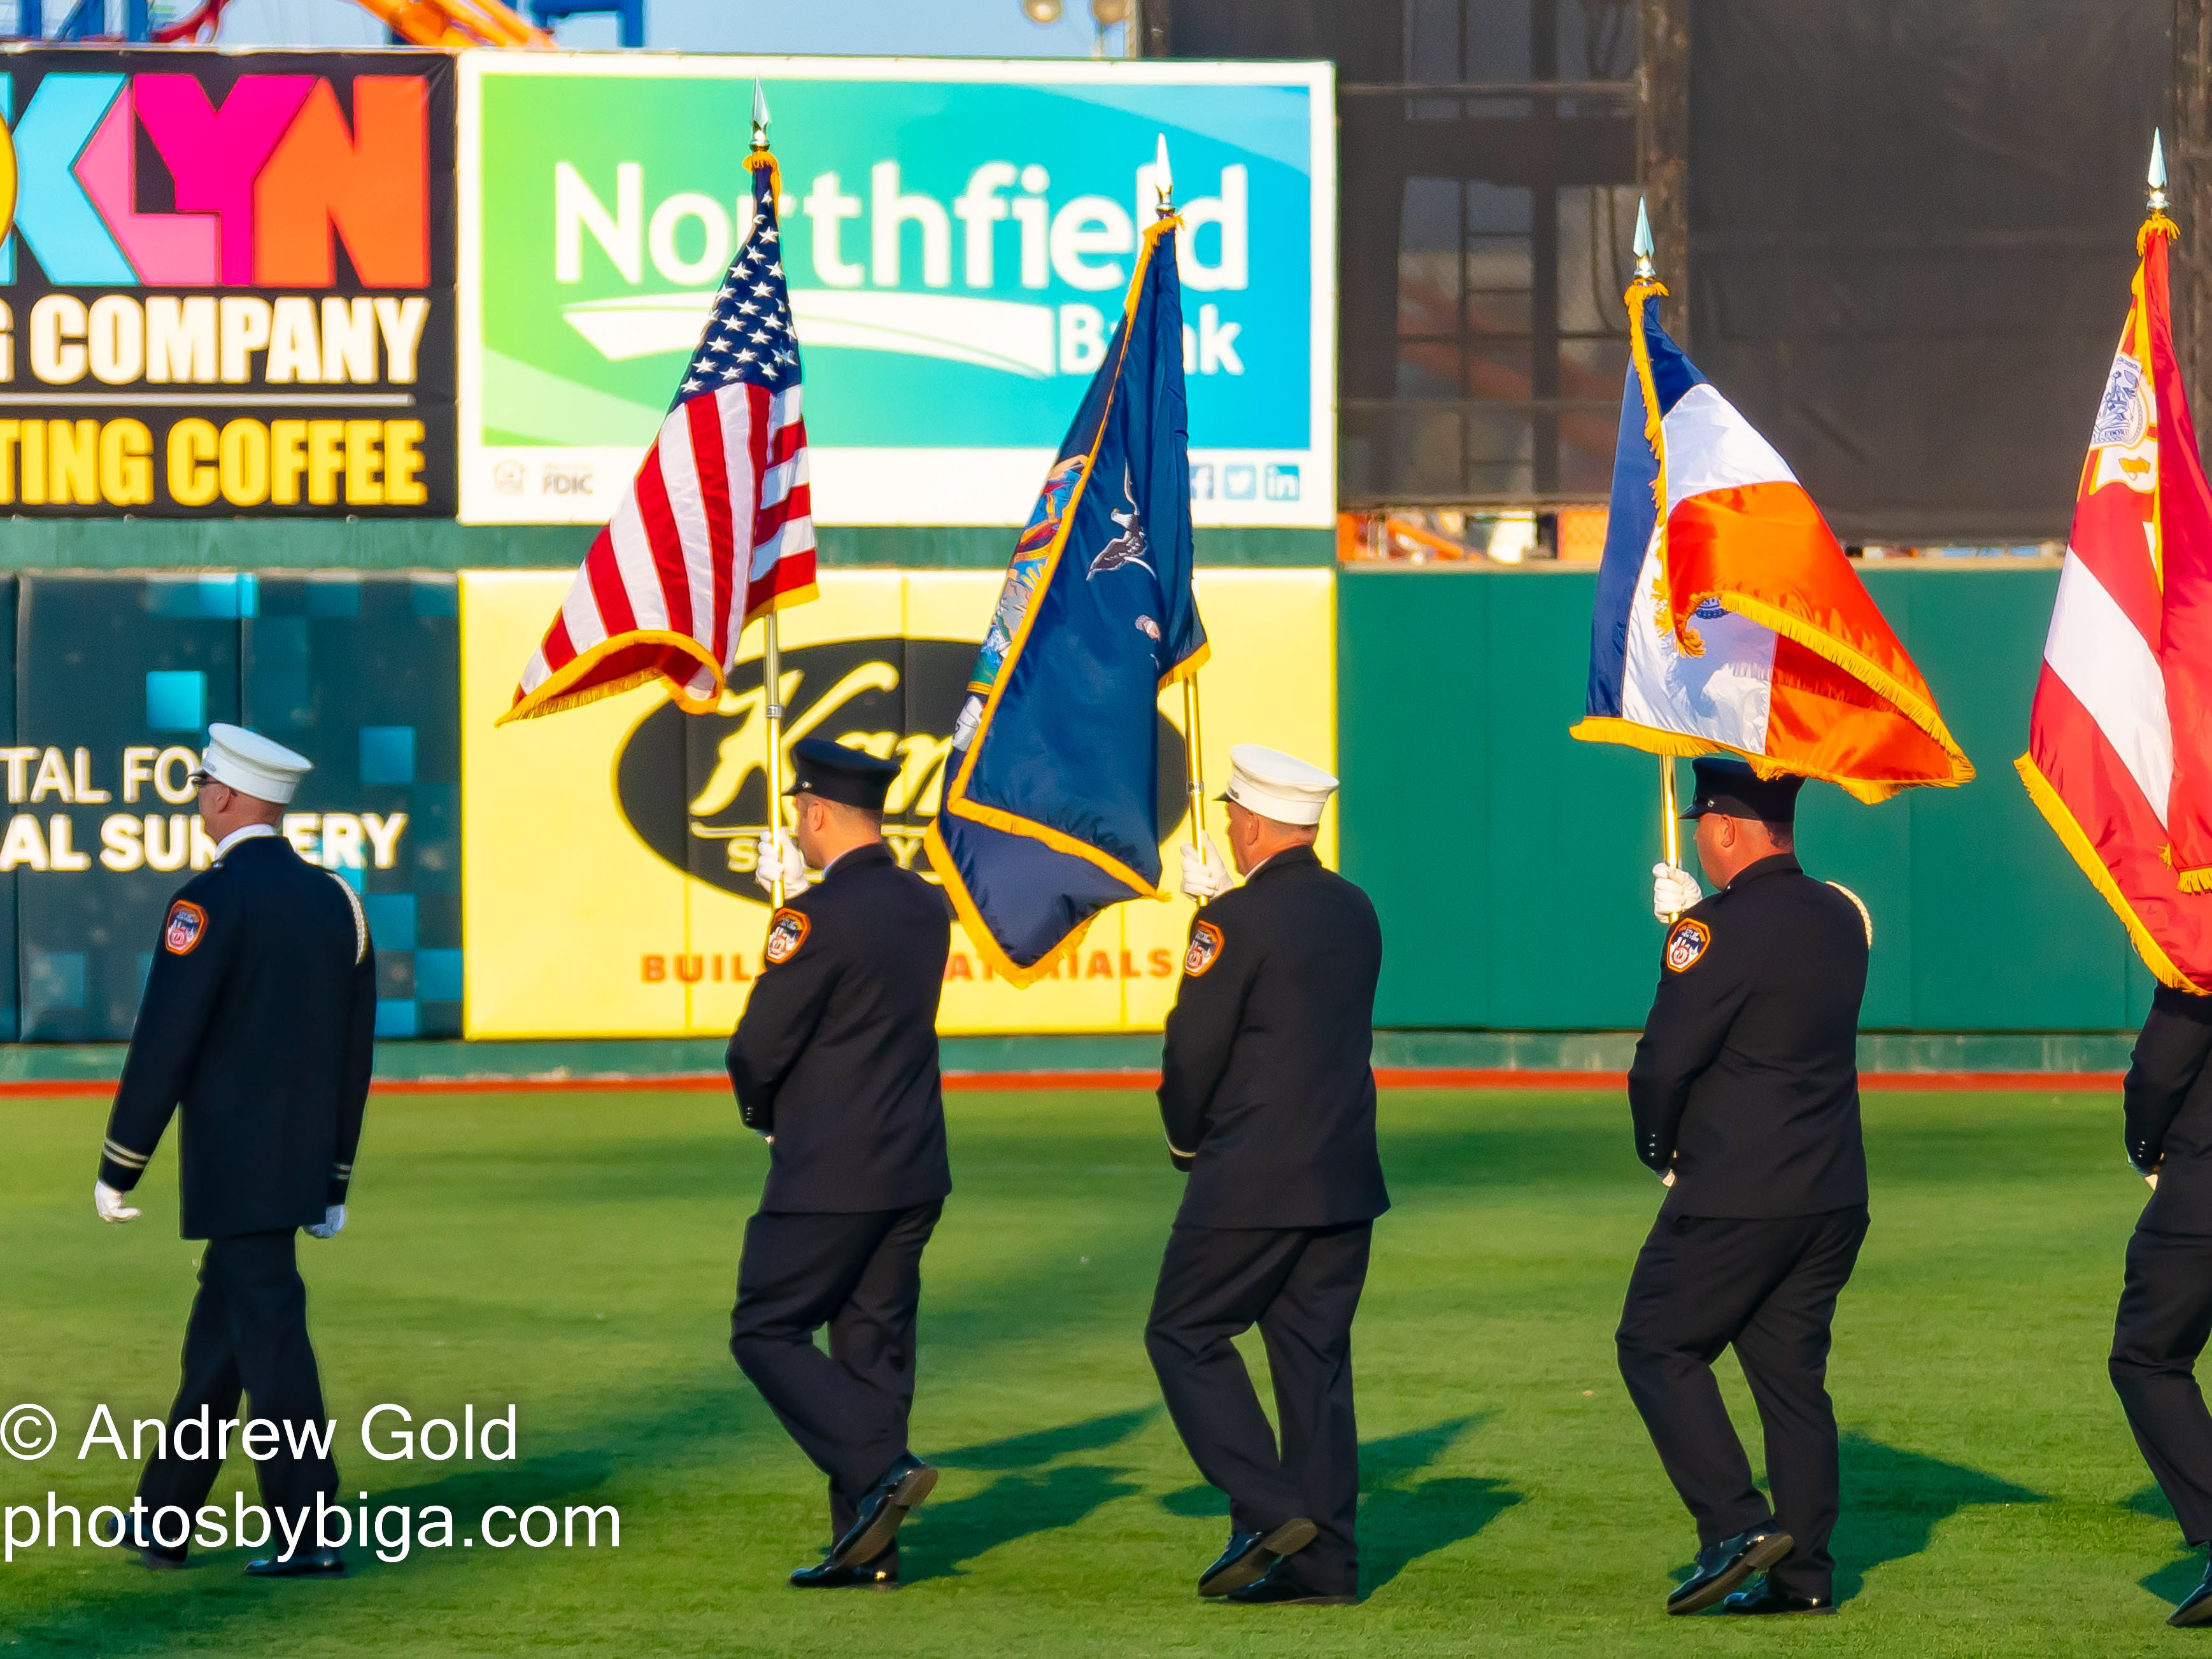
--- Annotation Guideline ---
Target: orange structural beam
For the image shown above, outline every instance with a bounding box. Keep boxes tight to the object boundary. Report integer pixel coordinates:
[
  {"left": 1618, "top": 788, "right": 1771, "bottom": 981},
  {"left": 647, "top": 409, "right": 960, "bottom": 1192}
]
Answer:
[{"left": 350, "top": 0, "right": 553, "bottom": 46}]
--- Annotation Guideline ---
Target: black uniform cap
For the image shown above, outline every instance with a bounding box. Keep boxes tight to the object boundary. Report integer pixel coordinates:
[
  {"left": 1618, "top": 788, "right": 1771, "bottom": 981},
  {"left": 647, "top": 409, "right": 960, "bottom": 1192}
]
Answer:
[
  {"left": 785, "top": 735, "right": 900, "bottom": 810},
  {"left": 1680, "top": 756, "right": 1804, "bottom": 824}
]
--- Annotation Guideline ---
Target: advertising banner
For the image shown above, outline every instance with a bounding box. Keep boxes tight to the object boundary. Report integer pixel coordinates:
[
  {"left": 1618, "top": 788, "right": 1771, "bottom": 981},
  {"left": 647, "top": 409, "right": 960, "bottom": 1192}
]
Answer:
[
  {"left": 459, "top": 568, "right": 1335, "bottom": 1037},
  {"left": 457, "top": 55, "right": 1333, "bottom": 529},
  {"left": 7, "top": 572, "right": 460, "bottom": 1041},
  {"left": 0, "top": 48, "right": 455, "bottom": 516}
]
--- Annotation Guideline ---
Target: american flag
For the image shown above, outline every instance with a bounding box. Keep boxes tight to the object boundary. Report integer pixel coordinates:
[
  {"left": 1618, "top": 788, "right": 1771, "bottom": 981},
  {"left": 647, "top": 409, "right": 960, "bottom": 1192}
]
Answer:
[{"left": 502, "top": 155, "right": 817, "bottom": 723}]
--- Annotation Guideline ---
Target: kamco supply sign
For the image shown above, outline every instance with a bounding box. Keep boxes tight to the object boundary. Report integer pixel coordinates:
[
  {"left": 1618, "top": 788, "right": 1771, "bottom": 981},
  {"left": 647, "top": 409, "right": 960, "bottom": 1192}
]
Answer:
[
  {"left": 456, "top": 55, "right": 1333, "bottom": 529},
  {"left": 458, "top": 568, "right": 1335, "bottom": 1037},
  {"left": 0, "top": 48, "right": 455, "bottom": 516}
]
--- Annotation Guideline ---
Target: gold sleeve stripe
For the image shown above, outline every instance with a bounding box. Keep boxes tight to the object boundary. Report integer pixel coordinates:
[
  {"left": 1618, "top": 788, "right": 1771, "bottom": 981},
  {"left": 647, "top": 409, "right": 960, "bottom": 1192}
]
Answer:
[
  {"left": 1826, "top": 881, "right": 1875, "bottom": 947},
  {"left": 1165, "top": 1134, "right": 1196, "bottom": 1158},
  {"left": 102, "top": 1140, "right": 150, "bottom": 1168},
  {"left": 329, "top": 873, "right": 368, "bottom": 964}
]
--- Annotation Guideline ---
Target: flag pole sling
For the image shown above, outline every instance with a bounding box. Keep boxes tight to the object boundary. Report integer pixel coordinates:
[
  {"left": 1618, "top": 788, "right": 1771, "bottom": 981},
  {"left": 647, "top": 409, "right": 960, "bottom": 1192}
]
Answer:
[{"left": 763, "top": 613, "right": 786, "bottom": 908}]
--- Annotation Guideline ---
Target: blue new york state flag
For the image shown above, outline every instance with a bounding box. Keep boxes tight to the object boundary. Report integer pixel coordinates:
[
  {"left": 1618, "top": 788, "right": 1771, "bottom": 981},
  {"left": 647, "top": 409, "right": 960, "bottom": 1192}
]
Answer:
[{"left": 925, "top": 213, "right": 1208, "bottom": 985}]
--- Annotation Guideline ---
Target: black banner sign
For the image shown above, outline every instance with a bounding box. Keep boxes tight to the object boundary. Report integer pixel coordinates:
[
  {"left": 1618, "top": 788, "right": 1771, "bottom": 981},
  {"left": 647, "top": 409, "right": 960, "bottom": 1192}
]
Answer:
[{"left": 0, "top": 48, "right": 455, "bottom": 516}]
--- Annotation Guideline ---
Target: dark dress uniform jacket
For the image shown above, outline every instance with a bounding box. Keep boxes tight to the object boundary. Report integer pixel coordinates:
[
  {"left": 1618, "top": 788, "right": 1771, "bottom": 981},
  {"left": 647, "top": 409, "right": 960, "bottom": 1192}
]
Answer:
[
  {"left": 727, "top": 844, "right": 953, "bottom": 1214},
  {"left": 97, "top": 833, "right": 376, "bottom": 1240},
  {"left": 1629, "top": 853, "right": 1868, "bottom": 1219},
  {"left": 2124, "top": 985, "right": 2212, "bottom": 1234},
  {"left": 1158, "top": 845, "right": 1389, "bottom": 1229}
]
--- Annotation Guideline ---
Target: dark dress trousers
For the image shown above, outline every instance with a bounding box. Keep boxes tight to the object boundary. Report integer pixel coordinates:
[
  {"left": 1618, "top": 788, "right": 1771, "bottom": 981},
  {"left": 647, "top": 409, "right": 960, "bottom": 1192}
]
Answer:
[
  {"left": 2111, "top": 985, "right": 2212, "bottom": 1544},
  {"left": 97, "top": 832, "right": 376, "bottom": 1545},
  {"left": 1145, "top": 845, "right": 1388, "bottom": 1598},
  {"left": 726, "top": 844, "right": 953, "bottom": 1541},
  {"left": 1615, "top": 852, "right": 1869, "bottom": 1601}
]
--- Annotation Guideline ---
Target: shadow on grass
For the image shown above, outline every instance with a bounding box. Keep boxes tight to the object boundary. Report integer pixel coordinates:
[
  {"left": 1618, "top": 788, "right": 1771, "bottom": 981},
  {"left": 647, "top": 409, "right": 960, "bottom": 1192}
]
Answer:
[
  {"left": 933, "top": 1408, "right": 1156, "bottom": 1473},
  {"left": 1159, "top": 1415, "right": 1519, "bottom": 1597},
  {"left": 1359, "top": 1416, "right": 1521, "bottom": 1594},
  {"left": 1830, "top": 1432, "right": 2045, "bottom": 1603},
  {"left": 902, "top": 1408, "right": 1158, "bottom": 1582},
  {"left": 2122, "top": 1481, "right": 2205, "bottom": 1606}
]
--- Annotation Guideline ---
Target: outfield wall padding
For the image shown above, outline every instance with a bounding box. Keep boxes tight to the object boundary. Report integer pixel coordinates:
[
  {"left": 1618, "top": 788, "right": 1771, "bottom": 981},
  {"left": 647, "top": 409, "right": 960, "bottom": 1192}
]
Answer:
[{"left": 1336, "top": 564, "right": 2157, "bottom": 1034}]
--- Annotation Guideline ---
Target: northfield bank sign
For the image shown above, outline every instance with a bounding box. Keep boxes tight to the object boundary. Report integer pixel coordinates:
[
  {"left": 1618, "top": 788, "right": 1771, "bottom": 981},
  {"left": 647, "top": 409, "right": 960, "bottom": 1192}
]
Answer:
[{"left": 456, "top": 56, "right": 1335, "bottom": 528}]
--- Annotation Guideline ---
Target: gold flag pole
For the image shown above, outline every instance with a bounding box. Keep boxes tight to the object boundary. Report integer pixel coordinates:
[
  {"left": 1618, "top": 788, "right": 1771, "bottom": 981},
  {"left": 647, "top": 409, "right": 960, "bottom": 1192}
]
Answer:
[
  {"left": 1156, "top": 134, "right": 1209, "bottom": 892},
  {"left": 1632, "top": 198, "right": 1684, "bottom": 912},
  {"left": 753, "top": 81, "right": 788, "bottom": 907}
]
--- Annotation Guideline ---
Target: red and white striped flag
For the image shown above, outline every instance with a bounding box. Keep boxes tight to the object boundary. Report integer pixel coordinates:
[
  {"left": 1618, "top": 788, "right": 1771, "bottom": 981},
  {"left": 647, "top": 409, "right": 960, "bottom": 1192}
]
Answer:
[
  {"left": 500, "top": 154, "right": 817, "bottom": 724},
  {"left": 2019, "top": 209, "right": 2212, "bottom": 991}
]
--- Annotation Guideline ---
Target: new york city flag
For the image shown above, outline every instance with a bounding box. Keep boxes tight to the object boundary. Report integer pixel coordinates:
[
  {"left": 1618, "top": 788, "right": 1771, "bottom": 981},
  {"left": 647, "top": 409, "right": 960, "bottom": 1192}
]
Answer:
[
  {"left": 925, "top": 213, "right": 1207, "bottom": 985},
  {"left": 2019, "top": 205, "right": 2212, "bottom": 990},
  {"left": 1574, "top": 279, "right": 1972, "bottom": 801}
]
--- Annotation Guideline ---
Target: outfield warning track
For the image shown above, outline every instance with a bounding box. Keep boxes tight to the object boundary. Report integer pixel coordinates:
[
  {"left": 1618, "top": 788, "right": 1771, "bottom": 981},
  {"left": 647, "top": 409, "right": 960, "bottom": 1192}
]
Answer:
[{"left": 0, "top": 1069, "right": 2128, "bottom": 1097}]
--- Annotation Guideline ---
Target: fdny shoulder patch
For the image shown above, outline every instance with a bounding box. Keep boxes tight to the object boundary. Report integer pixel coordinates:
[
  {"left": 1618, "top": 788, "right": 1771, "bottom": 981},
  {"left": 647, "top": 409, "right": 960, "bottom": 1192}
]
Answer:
[
  {"left": 163, "top": 899, "right": 208, "bottom": 956},
  {"left": 1183, "top": 919, "right": 1224, "bottom": 978},
  {"left": 763, "top": 908, "right": 811, "bottom": 966},
  {"left": 1663, "top": 917, "right": 1711, "bottom": 973}
]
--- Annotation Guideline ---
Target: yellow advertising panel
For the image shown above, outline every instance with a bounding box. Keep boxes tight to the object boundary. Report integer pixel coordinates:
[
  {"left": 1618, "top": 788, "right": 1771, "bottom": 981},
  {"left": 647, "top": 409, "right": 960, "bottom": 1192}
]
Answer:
[{"left": 460, "top": 568, "right": 1334, "bottom": 1037}]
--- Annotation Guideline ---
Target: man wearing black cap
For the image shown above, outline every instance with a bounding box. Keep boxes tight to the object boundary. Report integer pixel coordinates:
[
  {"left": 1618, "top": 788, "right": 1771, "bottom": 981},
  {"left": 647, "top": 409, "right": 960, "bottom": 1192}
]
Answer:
[
  {"left": 726, "top": 735, "right": 952, "bottom": 1591},
  {"left": 1615, "top": 757, "right": 1871, "bottom": 1618}
]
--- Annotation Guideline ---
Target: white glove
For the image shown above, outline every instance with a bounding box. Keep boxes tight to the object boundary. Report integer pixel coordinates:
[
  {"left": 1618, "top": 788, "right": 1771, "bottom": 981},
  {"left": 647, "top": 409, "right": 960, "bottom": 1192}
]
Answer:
[
  {"left": 751, "top": 831, "right": 811, "bottom": 900},
  {"left": 306, "top": 1205, "right": 346, "bottom": 1239},
  {"left": 1661, "top": 1168, "right": 1677, "bottom": 1189},
  {"left": 1652, "top": 863, "right": 1703, "bottom": 920},
  {"left": 94, "top": 1181, "right": 139, "bottom": 1224},
  {"left": 1179, "top": 833, "right": 1233, "bottom": 902}
]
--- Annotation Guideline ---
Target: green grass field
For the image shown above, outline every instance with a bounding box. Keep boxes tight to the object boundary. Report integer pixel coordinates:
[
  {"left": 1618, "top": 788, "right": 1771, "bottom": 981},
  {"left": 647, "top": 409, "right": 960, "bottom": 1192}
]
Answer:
[{"left": 0, "top": 1085, "right": 2193, "bottom": 1655}]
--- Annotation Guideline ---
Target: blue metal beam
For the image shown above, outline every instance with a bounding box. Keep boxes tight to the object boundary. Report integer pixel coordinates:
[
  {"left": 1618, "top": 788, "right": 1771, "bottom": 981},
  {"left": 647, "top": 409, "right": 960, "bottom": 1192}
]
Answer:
[{"left": 528, "top": 0, "right": 644, "bottom": 49}]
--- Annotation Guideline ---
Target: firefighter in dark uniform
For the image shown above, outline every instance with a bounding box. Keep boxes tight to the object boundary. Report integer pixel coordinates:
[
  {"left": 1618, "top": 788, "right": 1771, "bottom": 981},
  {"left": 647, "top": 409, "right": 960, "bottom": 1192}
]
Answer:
[
  {"left": 727, "top": 736, "right": 952, "bottom": 1590},
  {"left": 2110, "top": 984, "right": 2212, "bottom": 1627},
  {"left": 1145, "top": 744, "right": 1387, "bottom": 1607},
  {"left": 94, "top": 724, "right": 375, "bottom": 1578},
  {"left": 1617, "top": 758, "right": 1872, "bottom": 1616}
]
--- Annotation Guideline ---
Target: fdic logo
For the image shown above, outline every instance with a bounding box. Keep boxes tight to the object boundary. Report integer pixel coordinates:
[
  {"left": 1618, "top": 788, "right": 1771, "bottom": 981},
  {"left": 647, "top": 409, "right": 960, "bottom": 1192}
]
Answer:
[
  {"left": 492, "top": 462, "right": 593, "bottom": 498},
  {"left": 610, "top": 635, "right": 1188, "bottom": 894}
]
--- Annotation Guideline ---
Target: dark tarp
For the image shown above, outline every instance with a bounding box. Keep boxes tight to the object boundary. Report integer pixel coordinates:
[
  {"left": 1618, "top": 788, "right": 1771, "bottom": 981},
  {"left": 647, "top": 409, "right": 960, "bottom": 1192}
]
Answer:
[{"left": 1691, "top": 0, "right": 2168, "bottom": 544}]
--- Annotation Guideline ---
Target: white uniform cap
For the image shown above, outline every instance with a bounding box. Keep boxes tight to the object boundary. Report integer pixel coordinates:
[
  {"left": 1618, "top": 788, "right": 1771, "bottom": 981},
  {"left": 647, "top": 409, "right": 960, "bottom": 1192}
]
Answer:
[
  {"left": 200, "top": 723, "right": 312, "bottom": 805},
  {"left": 1220, "top": 744, "right": 1338, "bottom": 827}
]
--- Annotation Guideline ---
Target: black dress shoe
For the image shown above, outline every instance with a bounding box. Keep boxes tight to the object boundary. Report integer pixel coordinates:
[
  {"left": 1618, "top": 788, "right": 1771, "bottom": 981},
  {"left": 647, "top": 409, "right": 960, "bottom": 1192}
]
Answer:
[
  {"left": 826, "top": 1453, "right": 937, "bottom": 1569},
  {"left": 1723, "top": 1575, "right": 1836, "bottom": 1616},
  {"left": 122, "top": 1523, "right": 187, "bottom": 1571},
  {"left": 246, "top": 1548, "right": 346, "bottom": 1578},
  {"left": 1223, "top": 1562, "right": 1355, "bottom": 1606},
  {"left": 1198, "top": 1518, "right": 1319, "bottom": 1598},
  {"left": 2172, "top": 1556, "right": 2212, "bottom": 1628},
  {"left": 790, "top": 1546, "right": 898, "bottom": 1590},
  {"left": 1666, "top": 1527, "right": 1794, "bottom": 1615}
]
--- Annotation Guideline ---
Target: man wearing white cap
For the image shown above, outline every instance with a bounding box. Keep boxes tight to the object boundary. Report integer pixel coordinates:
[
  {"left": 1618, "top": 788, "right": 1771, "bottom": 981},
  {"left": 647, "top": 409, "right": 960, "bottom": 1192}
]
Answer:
[
  {"left": 95, "top": 723, "right": 376, "bottom": 1579},
  {"left": 1145, "top": 744, "right": 1388, "bottom": 1607}
]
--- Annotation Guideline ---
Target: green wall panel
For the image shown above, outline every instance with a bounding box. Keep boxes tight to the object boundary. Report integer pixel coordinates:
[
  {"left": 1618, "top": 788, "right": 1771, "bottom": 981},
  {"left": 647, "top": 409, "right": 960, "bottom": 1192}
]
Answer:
[
  {"left": 1338, "top": 567, "right": 1493, "bottom": 1026},
  {"left": 1340, "top": 563, "right": 2151, "bottom": 1034},
  {"left": 1482, "top": 574, "right": 1654, "bottom": 1027}
]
